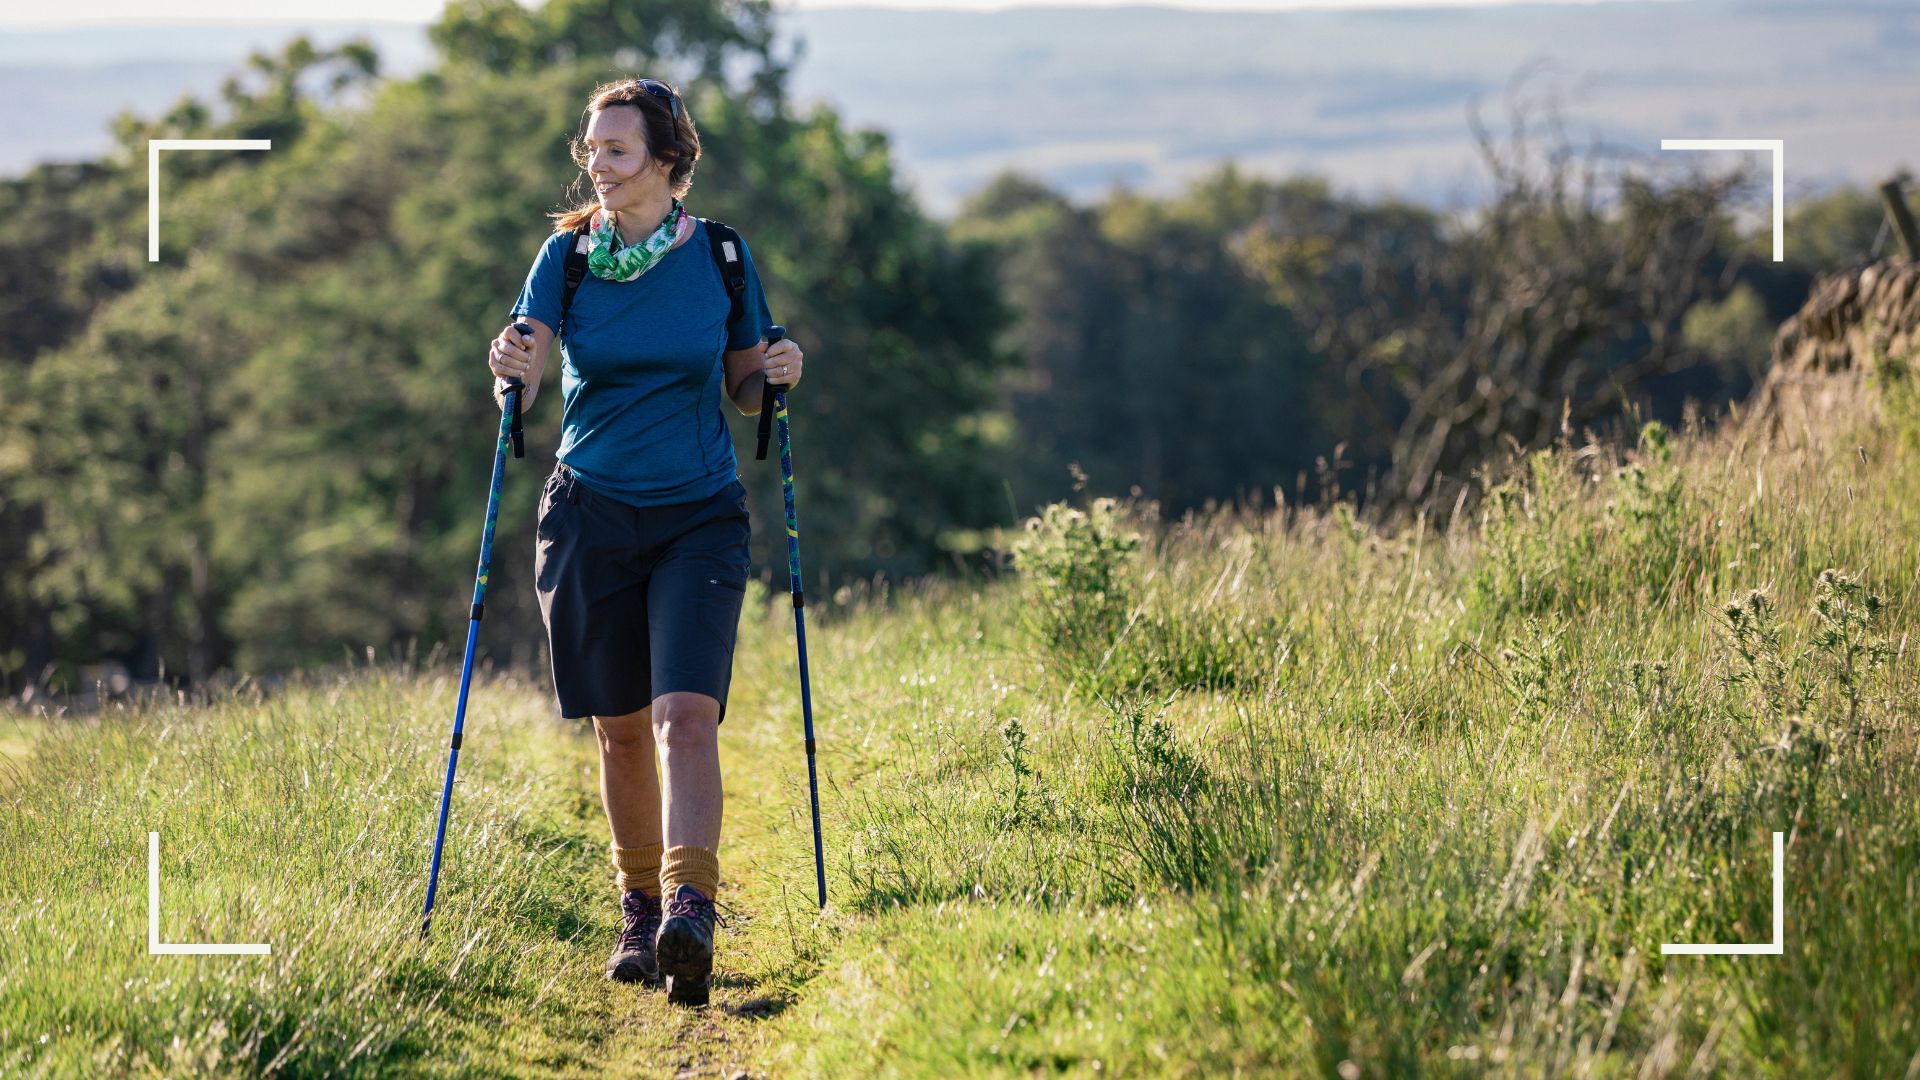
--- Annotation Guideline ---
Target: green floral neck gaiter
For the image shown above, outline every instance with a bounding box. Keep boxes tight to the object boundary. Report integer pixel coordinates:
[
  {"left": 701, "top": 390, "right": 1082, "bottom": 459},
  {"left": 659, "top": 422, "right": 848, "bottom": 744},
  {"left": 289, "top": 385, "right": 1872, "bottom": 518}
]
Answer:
[{"left": 586, "top": 198, "right": 692, "bottom": 282}]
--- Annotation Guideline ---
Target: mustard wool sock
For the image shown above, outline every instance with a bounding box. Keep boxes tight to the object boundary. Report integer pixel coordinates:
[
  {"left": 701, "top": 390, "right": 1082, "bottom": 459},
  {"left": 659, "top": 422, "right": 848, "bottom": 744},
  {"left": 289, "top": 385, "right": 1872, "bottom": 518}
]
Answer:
[
  {"left": 660, "top": 845, "right": 720, "bottom": 900},
  {"left": 611, "top": 841, "right": 663, "bottom": 897}
]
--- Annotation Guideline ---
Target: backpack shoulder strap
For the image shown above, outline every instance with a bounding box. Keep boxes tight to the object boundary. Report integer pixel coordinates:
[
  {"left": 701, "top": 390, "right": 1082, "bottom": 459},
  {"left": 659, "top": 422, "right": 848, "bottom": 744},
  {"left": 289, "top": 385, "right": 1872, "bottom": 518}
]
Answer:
[
  {"left": 558, "top": 224, "right": 591, "bottom": 335},
  {"left": 702, "top": 217, "right": 748, "bottom": 337}
]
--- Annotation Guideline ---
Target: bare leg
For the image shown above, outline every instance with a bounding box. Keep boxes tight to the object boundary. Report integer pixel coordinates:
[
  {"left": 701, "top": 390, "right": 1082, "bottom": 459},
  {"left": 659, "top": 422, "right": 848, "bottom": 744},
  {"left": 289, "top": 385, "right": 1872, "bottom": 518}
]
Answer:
[
  {"left": 593, "top": 706, "right": 662, "bottom": 849},
  {"left": 651, "top": 691, "right": 723, "bottom": 850}
]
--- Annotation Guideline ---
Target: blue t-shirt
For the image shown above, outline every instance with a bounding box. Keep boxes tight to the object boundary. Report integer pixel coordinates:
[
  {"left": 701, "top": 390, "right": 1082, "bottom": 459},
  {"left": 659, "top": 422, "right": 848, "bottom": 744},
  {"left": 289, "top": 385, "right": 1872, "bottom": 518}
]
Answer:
[{"left": 510, "top": 218, "right": 773, "bottom": 507}]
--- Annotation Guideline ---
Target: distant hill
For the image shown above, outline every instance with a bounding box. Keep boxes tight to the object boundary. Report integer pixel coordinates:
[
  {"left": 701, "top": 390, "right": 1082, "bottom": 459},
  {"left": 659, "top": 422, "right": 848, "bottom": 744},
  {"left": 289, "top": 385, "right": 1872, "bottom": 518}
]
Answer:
[
  {"left": 778, "top": 0, "right": 1920, "bottom": 214},
  {"left": 0, "top": 20, "right": 432, "bottom": 173},
  {"left": 5, "top": 1, "right": 1917, "bottom": 216}
]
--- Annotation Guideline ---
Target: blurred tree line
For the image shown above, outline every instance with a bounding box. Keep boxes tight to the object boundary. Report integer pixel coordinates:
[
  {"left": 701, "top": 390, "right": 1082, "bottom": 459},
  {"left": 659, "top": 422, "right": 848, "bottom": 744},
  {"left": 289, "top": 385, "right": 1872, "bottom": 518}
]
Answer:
[{"left": 0, "top": 0, "right": 1888, "bottom": 696}]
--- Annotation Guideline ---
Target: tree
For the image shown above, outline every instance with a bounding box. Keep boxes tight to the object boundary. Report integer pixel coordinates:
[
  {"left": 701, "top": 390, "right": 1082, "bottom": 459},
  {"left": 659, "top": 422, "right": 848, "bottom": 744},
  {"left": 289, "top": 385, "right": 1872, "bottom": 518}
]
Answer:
[
  {"left": 7, "top": 0, "right": 1017, "bottom": 686},
  {"left": 2, "top": 37, "right": 399, "bottom": 692},
  {"left": 954, "top": 165, "right": 1330, "bottom": 518},
  {"left": 1236, "top": 96, "right": 1757, "bottom": 506},
  {"left": 0, "top": 160, "right": 135, "bottom": 694},
  {"left": 429, "top": 0, "right": 788, "bottom": 95}
]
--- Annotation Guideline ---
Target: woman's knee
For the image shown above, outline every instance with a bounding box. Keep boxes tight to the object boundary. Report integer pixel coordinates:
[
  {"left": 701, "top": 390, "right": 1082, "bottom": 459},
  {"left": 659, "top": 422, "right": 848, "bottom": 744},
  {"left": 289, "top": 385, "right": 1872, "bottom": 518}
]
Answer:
[
  {"left": 594, "top": 705, "right": 654, "bottom": 757},
  {"left": 650, "top": 692, "right": 720, "bottom": 752}
]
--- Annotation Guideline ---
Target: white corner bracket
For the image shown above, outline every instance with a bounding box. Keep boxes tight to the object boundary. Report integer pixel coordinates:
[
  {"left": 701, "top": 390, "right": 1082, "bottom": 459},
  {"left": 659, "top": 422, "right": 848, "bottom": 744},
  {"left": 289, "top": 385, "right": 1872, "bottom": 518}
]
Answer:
[
  {"left": 1662, "top": 831, "right": 1784, "bottom": 956},
  {"left": 148, "top": 831, "right": 272, "bottom": 956},
  {"left": 147, "top": 139, "right": 273, "bottom": 262},
  {"left": 1659, "top": 138, "right": 1785, "bottom": 262}
]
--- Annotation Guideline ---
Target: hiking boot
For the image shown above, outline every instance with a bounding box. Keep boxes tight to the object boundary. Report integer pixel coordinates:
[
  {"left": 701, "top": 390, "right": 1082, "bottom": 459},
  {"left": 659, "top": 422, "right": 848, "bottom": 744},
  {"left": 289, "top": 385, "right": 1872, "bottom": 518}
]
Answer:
[
  {"left": 654, "top": 884, "right": 718, "bottom": 1006},
  {"left": 606, "top": 888, "right": 662, "bottom": 985}
]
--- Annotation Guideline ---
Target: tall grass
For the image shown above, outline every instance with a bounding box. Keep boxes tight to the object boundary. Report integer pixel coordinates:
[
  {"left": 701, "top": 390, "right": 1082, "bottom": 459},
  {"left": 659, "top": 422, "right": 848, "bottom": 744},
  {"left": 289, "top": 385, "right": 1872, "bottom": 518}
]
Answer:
[
  {"left": 0, "top": 667, "right": 622, "bottom": 1077},
  {"left": 809, "top": 386, "right": 1920, "bottom": 1076},
  {"left": 5, "top": 380, "right": 1918, "bottom": 1076}
]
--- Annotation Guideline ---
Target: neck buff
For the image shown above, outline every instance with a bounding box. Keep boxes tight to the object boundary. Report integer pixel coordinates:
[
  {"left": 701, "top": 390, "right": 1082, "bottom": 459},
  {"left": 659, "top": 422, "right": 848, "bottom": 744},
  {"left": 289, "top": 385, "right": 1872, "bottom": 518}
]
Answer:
[{"left": 586, "top": 197, "right": 693, "bottom": 282}]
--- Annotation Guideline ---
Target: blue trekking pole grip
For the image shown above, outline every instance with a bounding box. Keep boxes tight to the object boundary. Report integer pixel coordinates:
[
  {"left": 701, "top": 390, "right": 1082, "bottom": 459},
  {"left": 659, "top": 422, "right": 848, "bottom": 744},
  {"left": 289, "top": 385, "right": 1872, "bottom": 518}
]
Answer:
[
  {"left": 420, "top": 322, "right": 530, "bottom": 938},
  {"left": 759, "top": 326, "right": 829, "bottom": 909}
]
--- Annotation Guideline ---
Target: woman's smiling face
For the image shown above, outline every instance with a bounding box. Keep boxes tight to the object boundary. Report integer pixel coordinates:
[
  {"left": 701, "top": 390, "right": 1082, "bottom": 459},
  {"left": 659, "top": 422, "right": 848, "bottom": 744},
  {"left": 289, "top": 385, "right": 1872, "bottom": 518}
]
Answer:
[{"left": 583, "top": 105, "right": 672, "bottom": 214}]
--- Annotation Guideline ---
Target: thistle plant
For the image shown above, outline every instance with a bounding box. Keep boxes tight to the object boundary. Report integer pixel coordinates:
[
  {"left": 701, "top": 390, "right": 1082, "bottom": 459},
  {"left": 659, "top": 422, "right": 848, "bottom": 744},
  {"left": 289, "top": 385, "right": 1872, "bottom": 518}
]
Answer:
[
  {"left": 1809, "top": 568, "right": 1894, "bottom": 737},
  {"left": 1008, "top": 496, "right": 1143, "bottom": 689},
  {"left": 997, "top": 717, "right": 1040, "bottom": 827},
  {"left": 1719, "top": 588, "right": 1804, "bottom": 721}
]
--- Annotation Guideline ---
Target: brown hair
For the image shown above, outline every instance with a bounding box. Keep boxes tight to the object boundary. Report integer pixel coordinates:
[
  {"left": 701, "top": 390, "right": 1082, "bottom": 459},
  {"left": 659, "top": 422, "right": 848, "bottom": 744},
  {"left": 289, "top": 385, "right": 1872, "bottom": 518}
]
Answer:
[{"left": 550, "top": 77, "right": 701, "bottom": 234}]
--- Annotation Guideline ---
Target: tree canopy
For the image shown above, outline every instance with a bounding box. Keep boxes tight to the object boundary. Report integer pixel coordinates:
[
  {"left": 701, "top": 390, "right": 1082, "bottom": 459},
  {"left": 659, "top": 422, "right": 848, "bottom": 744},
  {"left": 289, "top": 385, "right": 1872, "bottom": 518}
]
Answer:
[
  {"left": 1, "top": 4, "right": 1853, "bottom": 697},
  {"left": 3, "top": 1, "right": 1012, "bottom": 688}
]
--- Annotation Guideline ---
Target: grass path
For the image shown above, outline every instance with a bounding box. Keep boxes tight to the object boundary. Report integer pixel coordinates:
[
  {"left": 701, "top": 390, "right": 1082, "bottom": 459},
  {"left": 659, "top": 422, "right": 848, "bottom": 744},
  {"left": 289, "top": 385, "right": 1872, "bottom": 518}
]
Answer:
[
  {"left": 0, "top": 575, "right": 1030, "bottom": 1077},
  {"left": 5, "top": 402, "right": 1920, "bottom": 1076}
]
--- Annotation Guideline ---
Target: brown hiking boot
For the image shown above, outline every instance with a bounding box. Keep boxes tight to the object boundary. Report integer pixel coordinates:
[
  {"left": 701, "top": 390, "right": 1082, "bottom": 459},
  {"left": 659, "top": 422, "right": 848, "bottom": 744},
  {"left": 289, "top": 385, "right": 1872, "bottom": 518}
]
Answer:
[
  {"left": 654, "top": 884, "right": 718, "bottom": 1006},
  {"left": 606, "top": 888, "right": 662, "bottom": 984}
]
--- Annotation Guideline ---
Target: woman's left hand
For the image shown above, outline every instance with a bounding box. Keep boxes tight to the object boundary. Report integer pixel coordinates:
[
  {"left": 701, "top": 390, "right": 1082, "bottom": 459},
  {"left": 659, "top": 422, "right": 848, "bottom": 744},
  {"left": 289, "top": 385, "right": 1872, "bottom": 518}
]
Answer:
[{"left": 764, "top": 337, "right": 804, "bottom": 390}]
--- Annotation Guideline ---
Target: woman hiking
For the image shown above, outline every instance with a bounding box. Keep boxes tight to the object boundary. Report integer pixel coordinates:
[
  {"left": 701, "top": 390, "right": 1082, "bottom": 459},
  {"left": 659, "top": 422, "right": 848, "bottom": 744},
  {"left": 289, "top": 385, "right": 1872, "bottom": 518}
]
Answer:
[{"left": 485, "top": 76, "right": 802, "bottom": 1007}]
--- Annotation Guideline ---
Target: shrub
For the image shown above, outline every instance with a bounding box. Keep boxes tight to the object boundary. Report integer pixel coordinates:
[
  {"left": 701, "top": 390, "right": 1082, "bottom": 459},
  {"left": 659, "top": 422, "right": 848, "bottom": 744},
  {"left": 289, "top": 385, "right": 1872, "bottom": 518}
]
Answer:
[
  {"left": 1718, "top": 567, "right": 1893, "bottom": 734},
  {"left": 1471, "top": 422, "right": 1718, "bottom": 621},
  {"left": 1008, "top": 497, "right": 1143, "bottom": 688},
  {"left": 1010, "top": 497, "right": 1291, "bottom": 696}
]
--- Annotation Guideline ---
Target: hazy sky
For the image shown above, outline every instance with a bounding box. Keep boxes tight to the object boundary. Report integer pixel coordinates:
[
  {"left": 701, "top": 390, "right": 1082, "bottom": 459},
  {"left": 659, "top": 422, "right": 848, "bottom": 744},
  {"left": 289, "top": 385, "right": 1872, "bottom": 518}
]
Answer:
[{"left": 0, "top": 0, "right": 1680, "bottom": 26}]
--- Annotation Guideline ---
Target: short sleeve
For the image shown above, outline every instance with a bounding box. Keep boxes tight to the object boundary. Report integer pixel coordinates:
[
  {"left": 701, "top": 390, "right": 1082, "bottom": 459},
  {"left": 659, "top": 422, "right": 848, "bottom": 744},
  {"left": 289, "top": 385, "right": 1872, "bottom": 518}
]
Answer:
[
  {"left": 509, "top": 230, "right": 569, "bottom": 333},
  {"left": 727, "top": 233, "right": 776, "bottom": 351}
]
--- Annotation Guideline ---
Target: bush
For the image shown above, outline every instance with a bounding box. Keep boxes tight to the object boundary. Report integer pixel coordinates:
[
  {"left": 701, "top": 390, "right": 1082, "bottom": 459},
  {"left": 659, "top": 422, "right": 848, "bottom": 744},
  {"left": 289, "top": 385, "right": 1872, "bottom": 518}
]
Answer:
[
  {"left": 1471, "top": 422, "right": 1720, "bottom": 621},
  {"left": 1010, "top": 496, "right": 1290, "bottom": 696},
  {"left": 1008, "top": 496, "right": 1143, "bottom": 689}
]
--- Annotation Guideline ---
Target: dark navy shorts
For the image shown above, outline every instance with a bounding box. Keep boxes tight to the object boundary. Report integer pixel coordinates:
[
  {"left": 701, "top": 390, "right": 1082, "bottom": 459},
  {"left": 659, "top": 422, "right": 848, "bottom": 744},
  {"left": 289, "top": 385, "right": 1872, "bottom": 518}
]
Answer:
[{"left": 535, "top": 464, "right": 751, "bottom": 722}]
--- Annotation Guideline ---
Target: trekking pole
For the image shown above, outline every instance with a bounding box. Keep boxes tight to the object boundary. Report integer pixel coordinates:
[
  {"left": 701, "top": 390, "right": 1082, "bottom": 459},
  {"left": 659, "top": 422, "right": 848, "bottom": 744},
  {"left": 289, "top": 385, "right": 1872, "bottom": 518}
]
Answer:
[
  {"left": 421, "top": 324, "right": 529, "bottom": 939},
  {"left": 754, "top": 325, "right": 828, "bottom": 909}
]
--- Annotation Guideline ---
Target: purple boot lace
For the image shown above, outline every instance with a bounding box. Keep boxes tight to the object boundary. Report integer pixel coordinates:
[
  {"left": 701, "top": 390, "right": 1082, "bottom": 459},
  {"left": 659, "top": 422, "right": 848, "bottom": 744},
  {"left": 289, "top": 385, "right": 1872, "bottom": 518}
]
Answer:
[
  {"left": 619, "top": 889, "right": 662, "bottom": 952},
  {"left": 662, "top": 885, "right": 719, "bottom": 931}
]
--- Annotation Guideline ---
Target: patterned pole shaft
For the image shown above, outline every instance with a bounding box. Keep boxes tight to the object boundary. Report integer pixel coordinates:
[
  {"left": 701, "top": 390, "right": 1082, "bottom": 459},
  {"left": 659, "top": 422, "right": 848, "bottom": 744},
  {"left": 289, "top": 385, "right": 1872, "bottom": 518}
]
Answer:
[
  {"left": 765, "top": 327, "right": 828, "bottom": 909},
  {"left": 422, "top": 378, "right": 520, "bottom": 938}
]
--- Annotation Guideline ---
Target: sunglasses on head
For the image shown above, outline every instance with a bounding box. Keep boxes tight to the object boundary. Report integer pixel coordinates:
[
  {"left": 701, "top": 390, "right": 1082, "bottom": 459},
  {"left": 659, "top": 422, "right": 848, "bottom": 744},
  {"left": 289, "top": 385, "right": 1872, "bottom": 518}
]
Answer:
[{"left": 636, "top": 78, "right": 680, "bottom": 123}]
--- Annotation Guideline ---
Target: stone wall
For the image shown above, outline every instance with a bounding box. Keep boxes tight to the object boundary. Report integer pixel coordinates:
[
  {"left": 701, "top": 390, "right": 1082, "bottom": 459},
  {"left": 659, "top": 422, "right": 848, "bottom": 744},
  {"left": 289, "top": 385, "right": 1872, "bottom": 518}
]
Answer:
[
  {"left": 1758, "top": 258, "right": 1918, "bottom": 437},
  {"left": 1771, "top": 259, "right": 1920, "bottom": 376}
]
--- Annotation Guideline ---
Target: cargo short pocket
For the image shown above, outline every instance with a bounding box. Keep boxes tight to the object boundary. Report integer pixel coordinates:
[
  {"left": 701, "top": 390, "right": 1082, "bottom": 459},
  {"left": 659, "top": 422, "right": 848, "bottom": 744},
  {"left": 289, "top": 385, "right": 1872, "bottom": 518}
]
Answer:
[
  {"left": 723, "top": 479, "right": 750, "bottom": 524},
  {"left": 700, "top": 574, "right": 748, "bottom": 657},
  {"left": 701, "top": 525, "right": 752, "bottom": 648},
  {"left": 536, "top": 494, "right": 565, "bottom": 542},
  {"left": 703, "top": 544, "right": 750, "bottom": 600},
  {"left": 535, "top": 481, "right": 575, "bottom": 593}
]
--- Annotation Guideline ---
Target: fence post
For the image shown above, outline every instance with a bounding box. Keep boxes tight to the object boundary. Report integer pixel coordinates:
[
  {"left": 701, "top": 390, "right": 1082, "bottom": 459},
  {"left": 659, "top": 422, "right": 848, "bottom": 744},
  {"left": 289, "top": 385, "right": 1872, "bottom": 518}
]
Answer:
[{"left": 1879, "top": 176, "right": 1920, "bottom": 261}]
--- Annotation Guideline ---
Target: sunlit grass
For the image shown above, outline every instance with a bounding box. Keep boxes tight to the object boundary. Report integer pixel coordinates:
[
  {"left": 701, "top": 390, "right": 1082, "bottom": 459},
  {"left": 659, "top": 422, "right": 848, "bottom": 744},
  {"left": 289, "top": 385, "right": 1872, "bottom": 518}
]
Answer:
[
  {"left": 0, "top": 714, "right": 47, "bottom": 789},
  {"left": 3, "top": 393, "right": 1917, "bottom": 1076}
]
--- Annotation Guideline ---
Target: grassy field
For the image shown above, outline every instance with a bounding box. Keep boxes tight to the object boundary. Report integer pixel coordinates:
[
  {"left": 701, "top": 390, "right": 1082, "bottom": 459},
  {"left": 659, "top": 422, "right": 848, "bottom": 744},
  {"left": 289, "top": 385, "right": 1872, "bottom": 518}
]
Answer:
[
  {"left": 3, "top": 383, "right": 1918, "bottom": 1077},
  {"left": 0, "top": 716, "right": 46, "bottom": 792}
]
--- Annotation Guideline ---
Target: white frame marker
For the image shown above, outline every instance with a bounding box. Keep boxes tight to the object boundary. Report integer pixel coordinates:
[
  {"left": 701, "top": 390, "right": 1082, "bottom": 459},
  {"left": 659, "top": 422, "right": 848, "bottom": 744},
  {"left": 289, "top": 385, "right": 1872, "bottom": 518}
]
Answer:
[
  {"left": 1661, "top": 831, "right": 1784, "bottom": 956},
  {"left": 148, "top": 831, "right": 272, "bottom": 956},
  {"left": 1659, "top": 138, "right": 1785, "bottom": 262},
  {"left": 147, "top": 139, "right": 273, "bottom": 262}
]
